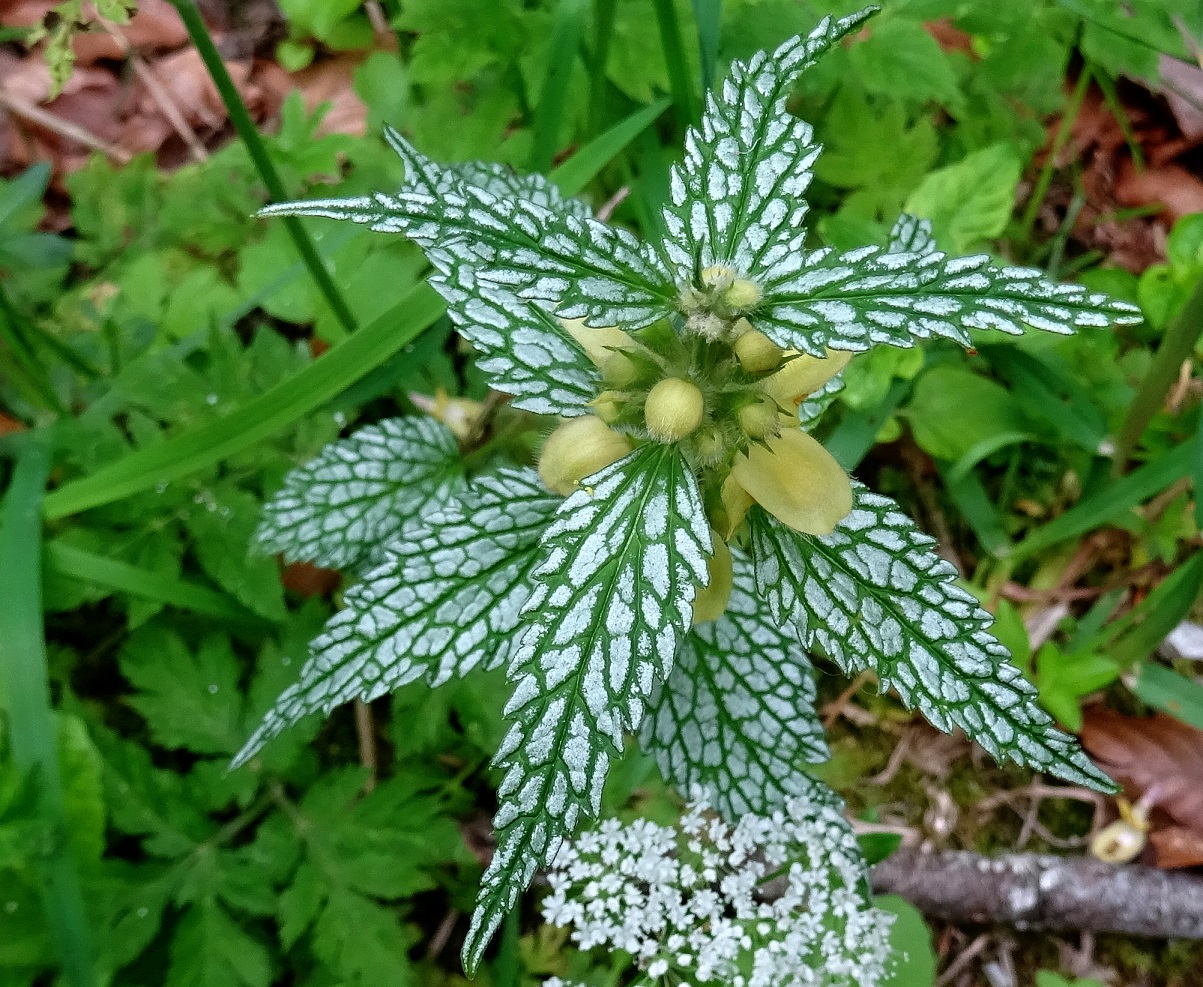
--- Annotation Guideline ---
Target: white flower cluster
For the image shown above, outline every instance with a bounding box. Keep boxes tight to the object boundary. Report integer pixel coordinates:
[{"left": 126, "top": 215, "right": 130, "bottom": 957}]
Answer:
[{"left": 541, "top": 795, "right": 894, "bottom": 987}]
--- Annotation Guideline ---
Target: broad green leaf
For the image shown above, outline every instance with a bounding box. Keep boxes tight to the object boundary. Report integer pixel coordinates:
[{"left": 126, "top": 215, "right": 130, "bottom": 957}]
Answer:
[
  {"left": 877, "top": 895, "right": 937, "bottom": 987},
  {"left": 312, "top": 887, "right": 419, "bottom": 986},
  {"left": 187, "top": 487, "right": 287, "bottom": 622},
  {"left": 660, "top": 9, "right": 875, "bottom": 282},
  {"left": 118, "top": 627, "right": 244, "bottom": 756},
  {"left": 640, "top": 552, "right": 829, "bottom": 818},
  {"left": 757, "top": 244, "right": 1143, "bottom": 357},
  {"left": 1130, "top": 663, "right": 1203, "bottom": 731},
  {"left": 1032, "top": 643, "right": 1119, "bottom": 732},
  {"left": 850, "top": 17, "right": 963, "bottom": 112},
  {"left": 748, "top": 488, "right": 1116, "bottom": 791},
  {"left": 463, "top": 445, "right": 712, "bottom": 971},
  {"left": 905, "top": 144, "right": 1023, "bottom": 253},
  {"left": 233, "top": 469, "right": 557, "bottom": 768},
  {"left": 255, "top": 415, "right": 465, "bottom": 572},
  {"left": 903, "top": 364, "right": 1031, "bottom": 462},
  {"left": 165, "top": 901, "right": 272, "bottom": 987}
]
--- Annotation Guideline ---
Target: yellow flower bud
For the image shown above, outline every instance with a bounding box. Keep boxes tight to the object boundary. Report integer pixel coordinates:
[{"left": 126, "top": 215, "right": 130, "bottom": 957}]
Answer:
[
  {"left": 736, "top": 394, "right": 782, "bottom": 440},
  {"left": 692, "top": 535, "right": 732, "bottom": 625},
  {"left": 538, "top": 416, "right": 633, "bottom": 496},
  {"left": 722, "top": 278, "right": 762, "bottom": 311},
  {"left": 559, "top": 317, "right": 639, "bottom": 369},
  {"left": 762, "top": 349, "right": 853, "bottom": 408},
  {"left": 730, "top": 428, "right": 853, "bottom": 536},
  {"left": 733, "top": 330, "right": 785, "bottom": 374},
  {"left": 644, "top": 378, "right": 705, "bottom": 442},
  {"left": 602, "top": 350, "right": 642, "bottom": 388},
  {"left": 590, "top": 390, "right": 626, "bottom": 424},
  {"left": 408, "top": 389, "right": 483, "bottom": 442},
  {"left": 700, "top": 264, "right": 737, "bottom": 292}
]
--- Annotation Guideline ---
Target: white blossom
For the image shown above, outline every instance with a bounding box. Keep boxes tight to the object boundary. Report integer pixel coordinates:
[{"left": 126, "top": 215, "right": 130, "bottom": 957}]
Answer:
[{"left": 542, "top": 795, "right": 895, "bottom": 986}]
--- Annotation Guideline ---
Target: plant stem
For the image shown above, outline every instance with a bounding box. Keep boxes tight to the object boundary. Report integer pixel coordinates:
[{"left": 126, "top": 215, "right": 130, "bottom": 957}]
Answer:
[
  {"left": 168, "top": 0, "right": 359, "bottom": 338},
  {"left": 651, "top": 0, "right": 697, "bottom": 123},
  {"left": 1112, "top": 275, "right": 1203, "bottom": 473},
  {"left": 0, "top": 440, "right": 96, "bottom": 987},
  {"left": 1018, "top": 66, "right": 1091, "bottom": 245}
]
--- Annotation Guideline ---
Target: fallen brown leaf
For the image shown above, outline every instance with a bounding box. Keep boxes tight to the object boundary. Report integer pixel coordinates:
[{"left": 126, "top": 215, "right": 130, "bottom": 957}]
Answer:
[
  {"left": 280, "top": 560, "right": 341, "bottom": 598},
  {"left": 1161, "top": 54, "right": 1203, "bottom": 139},
  {"left": 1149, "top": 826, "right": 1203, "bottom": 869},
  {"left": 1080, "top": 707, "right": 1203, "bottom": 838},
  {"left": 1115, "top": 158, "right": 1203, "bottom": 222},
  {"left": 0, "top": 411, "right": 26, "bottom": 437}
]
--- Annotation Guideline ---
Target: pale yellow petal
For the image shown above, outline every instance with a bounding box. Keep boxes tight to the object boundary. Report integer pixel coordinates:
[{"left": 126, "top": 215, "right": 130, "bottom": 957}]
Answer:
[
  {"left": 538, "top": 416, "right": 633, "bottom": 496},
  {"left": 692, "top": 534, "right": 732, "bottom": 625},
  {"left": 558, "top": 317, "right": 638, "bottom": 369},
  {"left": 730, "top": 429, "right": 853, "bottom": 536},
  {"left": 762, "top": 349, "right": 853, "bottom": 407},
  {"left": 718, "top": 473, "right": 754, "bottom": 540}
]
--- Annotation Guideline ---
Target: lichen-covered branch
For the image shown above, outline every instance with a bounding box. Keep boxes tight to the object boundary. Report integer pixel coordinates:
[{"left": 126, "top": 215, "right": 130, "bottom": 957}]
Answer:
[{"left": 870, "top": 849, "right": 1203, "bottom": 940}]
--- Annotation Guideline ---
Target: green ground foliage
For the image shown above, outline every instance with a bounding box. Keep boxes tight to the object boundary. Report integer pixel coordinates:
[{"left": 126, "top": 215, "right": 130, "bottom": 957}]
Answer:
[{"left": 2, "top": 1, "right": 1203, "bottom": 985}]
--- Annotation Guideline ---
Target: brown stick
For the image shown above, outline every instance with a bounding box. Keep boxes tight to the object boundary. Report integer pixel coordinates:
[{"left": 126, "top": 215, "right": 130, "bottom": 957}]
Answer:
[{"left": 870, "top": 848, "right": 1203, "bottom": 940}]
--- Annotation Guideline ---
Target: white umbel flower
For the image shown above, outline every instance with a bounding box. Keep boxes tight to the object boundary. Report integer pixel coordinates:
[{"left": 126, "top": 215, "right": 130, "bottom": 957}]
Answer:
[{"left": 541, "top": 795, "right": 895, "bottom": 987}]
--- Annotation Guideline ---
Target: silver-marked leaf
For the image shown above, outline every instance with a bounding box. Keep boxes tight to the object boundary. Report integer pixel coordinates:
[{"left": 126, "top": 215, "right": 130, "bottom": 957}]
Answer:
[
  {"left": 661, "top": 9, "right": 874, "bottom": 283},
  {"left": 886, "top": 213, "right": 938, "bottom": 255},
  {"left": 383, "top": 126, "right": 595, "bottom": 221},
  {"left": 462, "top": 445, "right": 712, "bottom": 972},
  {"left": 431, "top": 253, "right": 599, "bottom": 416},
  {"left": 640, "top": 551, "right": 828, "bottom": 819},
  {"left": 748, "top": 490, "right": 1116, "bottom": 792},
  {"left": 261, "top": 136, "right": 675, "bottom": 330},
  {"left": 797, "top": 373, "right": 845, "bottom": 430},
  {"left": 755, "top": 246, "right": 1144, "bottom": 357},
  {"left": 255, "top": 416, "right": 464, "bottom": 572},
  {"left": 233, "top": 469, "right": 556, "bottom": 768},
  {"left": 451, "top": 160, "right": 594, "bottom": 221}
]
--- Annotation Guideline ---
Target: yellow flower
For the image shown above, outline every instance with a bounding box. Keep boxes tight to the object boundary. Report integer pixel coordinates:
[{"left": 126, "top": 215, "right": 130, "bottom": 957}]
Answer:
[
  {"left": 730, "top": 429, "right": 853, "bottom": 537},
  {"left": 692, "top": 533, "right": 732, "bottom": 624},
  {"left": 538, "top": 415, "right": 633, "bottom": 496},
  {"left": 762, "top": 348, "right": 852, "bottom": 409}
]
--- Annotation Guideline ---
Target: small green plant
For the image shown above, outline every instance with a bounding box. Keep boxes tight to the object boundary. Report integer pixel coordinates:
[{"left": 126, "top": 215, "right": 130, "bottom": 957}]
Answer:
[{"left": 237, "top": 7, "right": 1140, "bottom": 978}]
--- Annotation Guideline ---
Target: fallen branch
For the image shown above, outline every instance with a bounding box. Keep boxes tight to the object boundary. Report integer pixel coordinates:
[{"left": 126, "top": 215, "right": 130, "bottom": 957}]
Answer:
[{"left": 870, "top": 848, "right": 1203, "bottom": 939}]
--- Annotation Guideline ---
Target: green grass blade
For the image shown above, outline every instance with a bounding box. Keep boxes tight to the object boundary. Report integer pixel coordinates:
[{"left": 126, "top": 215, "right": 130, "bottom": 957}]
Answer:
[
  {"left": 549, "top": 97, "right": 671, "bottom": 196},
  {"left": 1104, "top": 553, "right": 1203, "bottom": 668},
  {"left": 1010, "top": 440, "right": 1196, "bottom": 561},
  {"left": 0, "top": 442, "right": 96, "bottom": 987},
  {"left": 168, "top": 0, "right": 359, "bottom": 339},
  {"left": 42, "top": 283, "right": 443, "bottom": 520},
  {"left": 1130, "top": 662, "right": 1203, "bottom": 730},
  {"left": 1196, "top": 401, "right": 1203, "bottom": 531},
  {"left": 587, "top": 0, "right": 618, "bottom": 131},
  {"left": 44, "top": 541, "right": 271, "bottom": 625},
  {"left": 44, "top": 113, "right": 653, "bottom": 524},
  {"left": 1114, "top": 276, "right": 1203, "bottom": 472},
  {"left": 826, "top": 379, "right": 910, "bottom": 471},
  {"left": 690, "top": 0, "right": 722, "bottom": 92},
  {"left": 937, "top": 460, "right": 1014, "bottom": 558},
  {"left": 530, "top": 0, "right": 590, "bottom": 173},
  {"left": 651, "top": 0, "right": 697, "bottom": 122}
]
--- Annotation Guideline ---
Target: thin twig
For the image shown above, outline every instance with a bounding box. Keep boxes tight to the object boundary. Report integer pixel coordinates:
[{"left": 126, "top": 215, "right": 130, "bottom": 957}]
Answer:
[
  {"left": 936, "top": 932, "right": 991, "bottom": 987},
  {"left": 597, "top": 185, "right": 630, "bottom": 222},
  {"left": 90, "top": 7, "right": 209, "bottom": 161},
  {"left": 354, "top": 698, "right": 378, "bottom": 793},
  {"left": 0, "top": 90, "right": 132, "bottom": 163},
  {"left": 820, "top": 670, "right": 873, "bottom": 728}
]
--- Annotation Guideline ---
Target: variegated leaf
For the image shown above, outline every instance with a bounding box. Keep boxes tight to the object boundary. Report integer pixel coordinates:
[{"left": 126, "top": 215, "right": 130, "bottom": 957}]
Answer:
[
  {"left": 462, "top": 445, "right": 712, "bottom": 972},
  {"left": 430, "top": 253, "right": 599, "bottom": 416},
  {"left": 886, "top": 213, "right": 938, "bottom": 255},
  {"left": 748, "top": 490, "right": 1116, "bottom": 792},
  {"left": 233, "top": 469, "right": 556, "bottom": 768},
  {"left": 661, "top": 9, "right": 874, "bottom": 283},
  {"left": 261, "top": 136, "right": 676, "bottom": 330},
  {"left": 755, "top": 246, "right": 1144, "bottom": 357},
  {"left": 640, "top": 551, "right": 828, "bottom": 819},
  {"left": 255, "top": 416, "right": 464, "bottom": 572}
]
